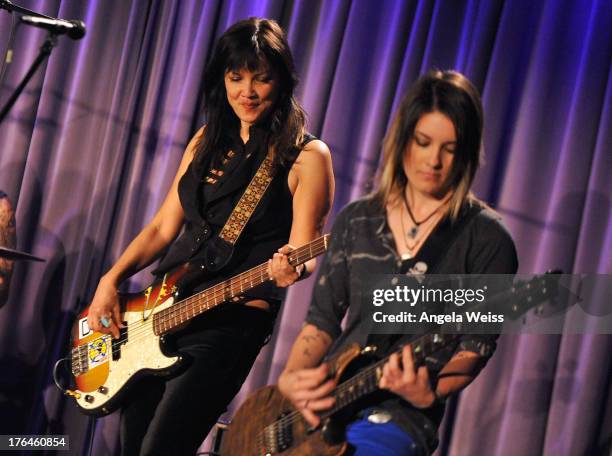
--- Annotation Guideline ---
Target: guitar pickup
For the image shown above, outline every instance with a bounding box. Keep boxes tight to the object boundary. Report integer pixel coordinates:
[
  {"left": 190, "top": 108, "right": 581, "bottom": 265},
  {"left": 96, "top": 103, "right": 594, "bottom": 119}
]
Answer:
[
  {"left": 111, "top": 324, "right": 128, "bottom": 361},
  {"left": 264, "top": 412, "right": 293, "bottom": 453}
]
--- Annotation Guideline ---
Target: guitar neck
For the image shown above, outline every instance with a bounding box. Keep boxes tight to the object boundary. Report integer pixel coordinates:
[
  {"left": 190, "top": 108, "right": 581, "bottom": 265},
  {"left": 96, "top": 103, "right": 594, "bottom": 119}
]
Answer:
[
  {"left": 153, "top": 235, "right": 330, "bottom": 335},
  {"left": 322, "top": 333, "right": 459, "bottom": 417}
]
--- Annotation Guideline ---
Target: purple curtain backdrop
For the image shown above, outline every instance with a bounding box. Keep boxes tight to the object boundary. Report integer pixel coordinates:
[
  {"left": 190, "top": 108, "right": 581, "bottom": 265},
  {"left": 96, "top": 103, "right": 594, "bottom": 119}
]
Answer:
[{"left": 0, "top": 1, "right": 610, "bottom": 455}]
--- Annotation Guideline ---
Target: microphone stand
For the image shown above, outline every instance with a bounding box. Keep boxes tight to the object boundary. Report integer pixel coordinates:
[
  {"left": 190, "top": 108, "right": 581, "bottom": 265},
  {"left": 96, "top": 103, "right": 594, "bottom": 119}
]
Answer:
[
  {"left": 0, "top": 33, "right": 58, "bottom": 124},
  {"left": 0, "top": 0, "right": 64, "bottom": 123},
  {"left": 0, "top": 0, "right": 61, "bottom": 124},
  {"left": 0, "top": 0, "right": 63, "bottom": 212}
]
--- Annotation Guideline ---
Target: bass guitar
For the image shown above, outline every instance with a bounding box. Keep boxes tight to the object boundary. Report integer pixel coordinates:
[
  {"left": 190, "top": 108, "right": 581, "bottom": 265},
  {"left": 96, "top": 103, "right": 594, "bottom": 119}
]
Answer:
[
  {"left": 221, "top": 273, "right": 565, "bottom": 456},
  {"left": 65, "top": 234, "right": 330, "bottom": 416}
]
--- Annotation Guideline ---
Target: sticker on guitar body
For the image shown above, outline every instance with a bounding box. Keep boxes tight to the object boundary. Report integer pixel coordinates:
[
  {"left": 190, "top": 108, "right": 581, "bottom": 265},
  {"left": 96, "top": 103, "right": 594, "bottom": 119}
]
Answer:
[{"left": 87, "top": 338, "right": 110, "bottom": 368}]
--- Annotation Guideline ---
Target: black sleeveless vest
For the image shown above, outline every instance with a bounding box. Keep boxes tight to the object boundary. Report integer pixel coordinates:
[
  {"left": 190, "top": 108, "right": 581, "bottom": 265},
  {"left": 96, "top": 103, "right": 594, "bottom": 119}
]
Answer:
[{"left": 155, "top": 126, "right": 315, "bottom": 300}]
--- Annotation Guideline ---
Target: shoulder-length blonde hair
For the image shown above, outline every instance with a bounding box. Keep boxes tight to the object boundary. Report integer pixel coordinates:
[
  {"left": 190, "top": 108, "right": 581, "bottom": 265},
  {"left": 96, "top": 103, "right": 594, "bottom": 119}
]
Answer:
[{"left": 374, "top": 70, "right": 484, "bottom": 220}]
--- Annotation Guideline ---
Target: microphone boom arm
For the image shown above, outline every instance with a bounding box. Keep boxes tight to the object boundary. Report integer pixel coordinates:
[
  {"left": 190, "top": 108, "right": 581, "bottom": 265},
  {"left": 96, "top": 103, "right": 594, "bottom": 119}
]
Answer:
[
  {"left": 0, "top": 0, "right": 57, "bottom": 20},
  {"left": 0, "top": 33, "right": 57, "bottom": 124}
]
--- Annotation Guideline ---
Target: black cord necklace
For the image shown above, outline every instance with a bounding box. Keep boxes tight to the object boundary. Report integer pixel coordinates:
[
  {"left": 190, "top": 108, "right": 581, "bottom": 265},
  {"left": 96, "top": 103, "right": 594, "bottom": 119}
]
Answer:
[{"left": 402, "top": 190, "right": 448, "bottom": 239}]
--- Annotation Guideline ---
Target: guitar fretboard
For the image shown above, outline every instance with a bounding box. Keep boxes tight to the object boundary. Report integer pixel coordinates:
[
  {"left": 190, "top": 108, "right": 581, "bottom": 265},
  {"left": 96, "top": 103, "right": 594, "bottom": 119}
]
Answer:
[
  {"left": 152, "top": 235, "right": 330, "bottom": 335},
  {"left": 321, "top": 333, "right": 459, "bottom": 417}
]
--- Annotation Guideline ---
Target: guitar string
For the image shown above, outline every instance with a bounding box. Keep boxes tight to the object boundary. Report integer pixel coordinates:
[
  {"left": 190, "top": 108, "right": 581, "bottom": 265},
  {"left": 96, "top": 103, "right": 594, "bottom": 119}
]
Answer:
[
  {"left": 144, "top": 242, "right": 326, "bottom": 337},
  {"left": 73, "top": 238, "right": 328, "bottom": 364}
]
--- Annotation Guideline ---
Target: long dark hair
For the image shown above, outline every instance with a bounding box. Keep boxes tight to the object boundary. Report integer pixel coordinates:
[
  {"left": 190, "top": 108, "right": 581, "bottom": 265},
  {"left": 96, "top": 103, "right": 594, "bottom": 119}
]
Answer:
[
  {"left": 195, "top": 17, "right": 306, "bottom": 166},
  {"left": 375, "top": 70, "right": 484, "bottom": 219}
]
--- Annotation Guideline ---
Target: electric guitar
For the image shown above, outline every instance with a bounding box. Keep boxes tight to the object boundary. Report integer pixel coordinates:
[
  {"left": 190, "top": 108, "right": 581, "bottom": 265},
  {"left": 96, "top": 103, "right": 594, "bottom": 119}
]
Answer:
[
  {"left": 221, "top": 273, "right": 566, "bottom": 456},
  {"left": 66, "top": 235, "right": 330, "bottom": 416}
]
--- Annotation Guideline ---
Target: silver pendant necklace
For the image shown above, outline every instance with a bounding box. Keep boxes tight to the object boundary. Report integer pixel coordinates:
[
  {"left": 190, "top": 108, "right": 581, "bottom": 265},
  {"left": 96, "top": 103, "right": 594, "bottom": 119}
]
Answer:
[{"left": 399, "top": 202, "right": 418, "bottom": 260}]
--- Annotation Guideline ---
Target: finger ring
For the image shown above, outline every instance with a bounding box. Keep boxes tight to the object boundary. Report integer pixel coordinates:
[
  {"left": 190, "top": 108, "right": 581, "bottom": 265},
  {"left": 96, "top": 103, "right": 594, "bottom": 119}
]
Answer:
[{"left": 99, "top": 316, "right": 111, "bottom": 328}]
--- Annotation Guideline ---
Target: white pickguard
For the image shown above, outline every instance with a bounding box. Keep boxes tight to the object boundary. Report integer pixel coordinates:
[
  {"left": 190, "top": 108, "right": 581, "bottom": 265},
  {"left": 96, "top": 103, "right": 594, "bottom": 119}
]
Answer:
[{"left": 76, "top": 298, "right": 181, "bottom": 413}]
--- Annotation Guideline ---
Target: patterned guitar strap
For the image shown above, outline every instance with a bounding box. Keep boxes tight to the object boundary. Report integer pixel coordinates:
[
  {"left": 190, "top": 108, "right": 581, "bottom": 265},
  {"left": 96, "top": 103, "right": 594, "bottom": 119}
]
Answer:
[{"left": 204, "top": 147, "right": 277, "bottom": 271}]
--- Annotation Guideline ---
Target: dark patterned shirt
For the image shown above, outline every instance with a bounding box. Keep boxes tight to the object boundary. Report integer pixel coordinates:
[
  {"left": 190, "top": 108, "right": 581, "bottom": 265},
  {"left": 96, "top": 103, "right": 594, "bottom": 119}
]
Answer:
[{"left": 305, "top": 195, "right": 518, "bottom": 453}]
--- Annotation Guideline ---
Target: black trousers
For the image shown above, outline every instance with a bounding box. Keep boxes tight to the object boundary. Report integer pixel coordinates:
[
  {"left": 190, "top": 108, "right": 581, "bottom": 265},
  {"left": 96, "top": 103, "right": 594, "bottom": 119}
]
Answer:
[{"left": 120, "top": 304, "right": 273, "bottom": 456}]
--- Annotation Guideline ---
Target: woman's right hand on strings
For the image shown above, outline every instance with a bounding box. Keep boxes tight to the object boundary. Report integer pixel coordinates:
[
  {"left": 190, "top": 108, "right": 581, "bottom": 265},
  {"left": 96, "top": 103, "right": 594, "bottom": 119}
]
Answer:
[
  {"left": 87, "top": 277, "right": 125, "bottom": 339},
  {"left": 278, "top": 364, "right": 336, "bottom": 428}
]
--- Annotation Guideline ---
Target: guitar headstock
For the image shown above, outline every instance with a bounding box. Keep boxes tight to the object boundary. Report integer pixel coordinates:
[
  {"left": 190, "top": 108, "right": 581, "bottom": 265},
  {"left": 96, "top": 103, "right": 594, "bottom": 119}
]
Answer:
[{"left": 505, "top": 270, "right": 569, "bottom": 320}]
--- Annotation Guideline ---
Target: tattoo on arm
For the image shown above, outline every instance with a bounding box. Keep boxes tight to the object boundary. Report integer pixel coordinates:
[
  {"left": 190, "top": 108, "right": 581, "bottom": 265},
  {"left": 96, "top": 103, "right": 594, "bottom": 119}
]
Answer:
[
  {"left": 295, "top": 326, "right": 333, "bottom": 364},
  {"left": 301, "top": 328, "right": 332, "bottom": 345},
  {"left": 302, "top": 335, "right": 316, "bottom": 343}
]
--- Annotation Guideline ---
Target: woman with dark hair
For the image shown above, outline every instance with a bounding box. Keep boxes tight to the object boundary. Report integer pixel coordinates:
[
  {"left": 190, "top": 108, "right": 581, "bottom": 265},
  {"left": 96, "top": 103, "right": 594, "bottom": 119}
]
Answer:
[
  {"left": 278, "top": 70, "right": 517, "bottom": 455},
  {"left": 87, "top": 18, "right": 334, "bottom": 455}
]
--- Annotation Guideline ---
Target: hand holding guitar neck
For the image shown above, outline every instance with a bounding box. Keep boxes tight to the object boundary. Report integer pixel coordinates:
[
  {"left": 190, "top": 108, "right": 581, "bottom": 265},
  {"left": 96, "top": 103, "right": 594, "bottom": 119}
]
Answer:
[
  {"left": 269, "top": 244, "right": 304, "bottom": 287},
  {"left": 379, "top": 345, "right": 436, "bottom": 409}
]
